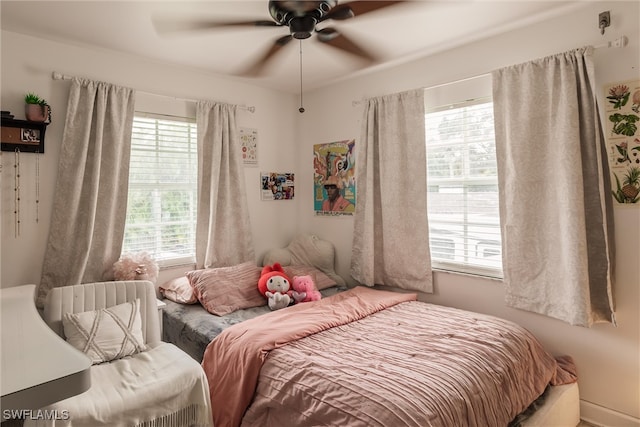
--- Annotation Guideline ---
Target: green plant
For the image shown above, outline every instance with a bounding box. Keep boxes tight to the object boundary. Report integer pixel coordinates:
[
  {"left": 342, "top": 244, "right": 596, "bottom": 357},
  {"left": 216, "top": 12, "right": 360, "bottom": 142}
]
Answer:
[
  {"left": 612, "top": 169, "right": 640, "bottom": 203},
  {"left": 24, "top": 92, "right": 47, "bottom": 105},
  {"left": 622, "top": 166, "right": 640, "bottom": 201},
  {"left": 607, "top": 84, "right": 630, "bottom": 110},
  {"left": 24, "top": 92, "right": 52, "bottom": 123},
  {"left": 609, "top": 113, "right": 639, "bottom": 137}
]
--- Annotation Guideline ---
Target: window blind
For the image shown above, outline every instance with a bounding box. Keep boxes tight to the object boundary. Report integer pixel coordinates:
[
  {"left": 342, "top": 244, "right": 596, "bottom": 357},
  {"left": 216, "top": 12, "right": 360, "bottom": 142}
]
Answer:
[
  {"left": 425, "top": 100, "right": 503, "bottom": 278},
  {"left": 122, "top": 114, "right": 198, "bottom": 266}
]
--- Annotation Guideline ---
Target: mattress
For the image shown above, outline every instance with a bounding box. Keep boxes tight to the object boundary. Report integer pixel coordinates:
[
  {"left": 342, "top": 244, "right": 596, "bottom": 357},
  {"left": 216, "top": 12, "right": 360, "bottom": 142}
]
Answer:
[
  {"left": 161, "top": 286, "right": 345, "bottom": 362},
  {"left": 520, "top": 383, "right": 580, "bottom": 427}
]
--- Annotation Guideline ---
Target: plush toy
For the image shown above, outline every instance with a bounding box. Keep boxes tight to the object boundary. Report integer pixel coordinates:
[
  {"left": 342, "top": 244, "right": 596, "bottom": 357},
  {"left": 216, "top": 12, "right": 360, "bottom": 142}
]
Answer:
[
  {"left": 258, "top": 263, "right": 292, "bottom": 310},
  {"left": 291, "top": 275, "right": 322, "bottom": 303}
]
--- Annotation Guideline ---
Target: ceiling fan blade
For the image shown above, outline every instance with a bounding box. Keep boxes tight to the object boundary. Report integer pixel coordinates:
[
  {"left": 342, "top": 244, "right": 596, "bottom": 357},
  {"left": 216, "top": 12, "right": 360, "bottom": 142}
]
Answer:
[
  {"left": 239, "top": 35, "right": 293, "bottom": 76},
  {"left": 152, "top": 17, "right": 279, "bottom": 35},
  {"left": 316, "top": 28, "right": 376, "bottom": 62},
  {"left": 320, "top": 1, "right": 406, "bottom": 22}
]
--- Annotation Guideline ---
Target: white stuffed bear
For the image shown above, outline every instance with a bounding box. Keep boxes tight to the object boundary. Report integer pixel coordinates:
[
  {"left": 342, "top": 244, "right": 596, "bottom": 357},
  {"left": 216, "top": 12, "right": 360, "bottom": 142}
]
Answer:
[{"left": 258, "top": 263, "right": 292, "bottom": 310}]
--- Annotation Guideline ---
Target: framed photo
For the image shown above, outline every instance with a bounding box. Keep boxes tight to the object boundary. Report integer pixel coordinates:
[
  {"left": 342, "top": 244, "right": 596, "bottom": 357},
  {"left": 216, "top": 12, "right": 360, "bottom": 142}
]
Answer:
[
  {"left": 261, "top": 172, "right": 294, "bottom": 200},
  {"left": 21, "top": 128, "right": 41, "bottom": 142}
]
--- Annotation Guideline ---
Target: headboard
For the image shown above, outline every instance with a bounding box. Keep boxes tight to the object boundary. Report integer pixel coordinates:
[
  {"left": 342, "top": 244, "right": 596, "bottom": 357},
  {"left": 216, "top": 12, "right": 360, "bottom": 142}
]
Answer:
[{"left": 262, "top": 234, "right": 345, "bottom": 286}]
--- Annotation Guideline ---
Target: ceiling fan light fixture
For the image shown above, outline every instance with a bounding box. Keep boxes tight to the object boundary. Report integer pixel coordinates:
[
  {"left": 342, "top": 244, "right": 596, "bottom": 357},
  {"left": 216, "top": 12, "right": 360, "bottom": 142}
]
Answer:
[{"left": 289, "top": 16, "right": 316, "bottom": 39}]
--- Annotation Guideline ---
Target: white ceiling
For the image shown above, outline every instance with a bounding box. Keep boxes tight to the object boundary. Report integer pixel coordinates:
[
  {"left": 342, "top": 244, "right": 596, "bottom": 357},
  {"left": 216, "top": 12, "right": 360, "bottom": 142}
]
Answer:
[{"left": 1, "top": 1, "right": 583, "bottom": 94}]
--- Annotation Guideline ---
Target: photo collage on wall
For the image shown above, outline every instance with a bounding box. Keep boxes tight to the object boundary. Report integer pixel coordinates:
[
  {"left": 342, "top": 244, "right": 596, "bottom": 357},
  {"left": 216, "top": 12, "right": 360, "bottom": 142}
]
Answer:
[
  {"left": 313, "top": 139, "right": 356, "bottom": 216},
  {"left": 261, "top": 172, "right": 295, "bottom": 201},
  {"left": 604, "top": 79, "right": 640, "bottom": 204}
]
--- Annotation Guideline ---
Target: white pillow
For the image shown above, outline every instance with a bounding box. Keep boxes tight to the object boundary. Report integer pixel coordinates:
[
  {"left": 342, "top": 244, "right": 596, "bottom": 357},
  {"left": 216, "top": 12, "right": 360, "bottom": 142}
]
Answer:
[{"left": 62, "top": 299, "right": 146, "bottom": 364}]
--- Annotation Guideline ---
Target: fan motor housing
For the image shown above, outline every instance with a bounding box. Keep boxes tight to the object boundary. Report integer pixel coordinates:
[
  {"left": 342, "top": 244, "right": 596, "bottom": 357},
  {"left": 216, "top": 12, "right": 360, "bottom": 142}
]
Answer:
[{"left": 269, "top": 1, "right": 338, "bottom": 38}]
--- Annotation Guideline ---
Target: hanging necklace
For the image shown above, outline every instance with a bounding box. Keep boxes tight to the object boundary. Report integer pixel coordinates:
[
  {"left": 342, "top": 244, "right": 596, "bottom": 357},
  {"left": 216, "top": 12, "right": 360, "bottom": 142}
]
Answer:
[
  {"left": 35, "top": 150, "right": 40, "bottom": 223},
  {"left": 14, "top": 148, "right": 21, "bottom": 237}
]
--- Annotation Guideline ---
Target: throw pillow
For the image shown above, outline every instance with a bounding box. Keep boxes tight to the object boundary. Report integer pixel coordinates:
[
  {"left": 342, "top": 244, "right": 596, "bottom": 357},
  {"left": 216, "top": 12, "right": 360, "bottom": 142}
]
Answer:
[
  {"left": 159, "top": 276, "right": 198, "bottom": 304},
  {"left": 62, "top": 299, "right": 146, "bottom": 365},
  {"left": 187, "top": 261, "right": 265, "bottom": 316}
]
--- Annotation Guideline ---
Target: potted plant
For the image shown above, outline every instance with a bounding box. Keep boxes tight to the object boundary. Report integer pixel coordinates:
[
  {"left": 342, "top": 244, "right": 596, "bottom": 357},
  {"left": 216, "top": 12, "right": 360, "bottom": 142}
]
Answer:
[{"left": 24, "top": 92, "right": 51, "bottom": 123}]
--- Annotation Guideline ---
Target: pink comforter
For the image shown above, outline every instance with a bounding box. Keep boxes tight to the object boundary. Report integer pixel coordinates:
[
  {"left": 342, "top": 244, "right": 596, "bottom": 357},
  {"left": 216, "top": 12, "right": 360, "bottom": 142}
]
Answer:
[{"left": 201, "top": 287, "right": 576, "bottom": 427}]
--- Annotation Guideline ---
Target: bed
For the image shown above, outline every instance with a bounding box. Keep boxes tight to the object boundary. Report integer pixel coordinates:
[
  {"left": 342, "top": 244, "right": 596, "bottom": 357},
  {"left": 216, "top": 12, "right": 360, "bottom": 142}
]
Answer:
[
  {"left": 162, "top": 285, "right": 344, "bottom": 362},
  {"left": 159, "top": 234, "right": 580, "bottom": 427}
]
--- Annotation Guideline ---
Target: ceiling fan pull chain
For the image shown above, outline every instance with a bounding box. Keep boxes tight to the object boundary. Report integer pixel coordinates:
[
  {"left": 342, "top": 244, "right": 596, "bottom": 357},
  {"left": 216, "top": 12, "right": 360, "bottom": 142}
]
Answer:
[{"left": 299, "top": 40, "right": 305, "bottom": 113}]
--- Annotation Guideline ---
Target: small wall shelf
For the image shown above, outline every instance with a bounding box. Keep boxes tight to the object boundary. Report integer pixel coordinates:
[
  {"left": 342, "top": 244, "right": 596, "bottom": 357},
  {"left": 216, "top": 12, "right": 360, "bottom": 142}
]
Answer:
[{"left": 1, "top": 117, "right": 47, "bottom": 153}]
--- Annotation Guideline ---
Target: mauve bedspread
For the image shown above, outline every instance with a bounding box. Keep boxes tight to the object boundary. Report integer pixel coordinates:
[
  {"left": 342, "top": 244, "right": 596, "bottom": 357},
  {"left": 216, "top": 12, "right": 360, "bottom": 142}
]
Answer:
[{"left": 202, "top": 287, "right": 576, "bottom": 427}]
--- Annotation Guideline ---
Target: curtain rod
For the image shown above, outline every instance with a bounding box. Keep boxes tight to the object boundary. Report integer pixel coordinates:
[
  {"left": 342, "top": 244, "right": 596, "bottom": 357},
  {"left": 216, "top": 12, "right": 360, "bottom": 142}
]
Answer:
[
  {"left": 352, "top": 74, "right": 491, "bottom": 107},
  {"left": 352, "top": 35, "right": 628, "bottom": 107},
  {"left": 51, "top": 72, "right": 255, "bottom": 113},
  {"left": 593, "top": 35, "right": 628, "bottom": 49}
]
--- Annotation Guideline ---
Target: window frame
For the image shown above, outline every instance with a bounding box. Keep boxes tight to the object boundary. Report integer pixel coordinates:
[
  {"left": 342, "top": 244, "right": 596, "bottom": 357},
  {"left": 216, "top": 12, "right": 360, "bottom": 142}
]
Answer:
[
  {"left": 424, "top": 80, "right": 503, "bottom": 279},
  {"left": 122, "top": 112, "right": 198, "bottom": 268}
]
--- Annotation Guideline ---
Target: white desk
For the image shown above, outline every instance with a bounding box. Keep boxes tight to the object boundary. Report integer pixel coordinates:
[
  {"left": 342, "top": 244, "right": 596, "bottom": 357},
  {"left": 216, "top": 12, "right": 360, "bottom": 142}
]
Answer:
[{"left": 0, "top": 285, "right": 91, "bottom": 418}]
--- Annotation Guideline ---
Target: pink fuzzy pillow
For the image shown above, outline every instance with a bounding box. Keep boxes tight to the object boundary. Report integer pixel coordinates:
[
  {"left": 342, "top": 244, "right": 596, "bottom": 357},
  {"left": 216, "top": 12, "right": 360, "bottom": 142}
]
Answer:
[{"left": 113, "top": 252, "right": 159, "bottom": 283}]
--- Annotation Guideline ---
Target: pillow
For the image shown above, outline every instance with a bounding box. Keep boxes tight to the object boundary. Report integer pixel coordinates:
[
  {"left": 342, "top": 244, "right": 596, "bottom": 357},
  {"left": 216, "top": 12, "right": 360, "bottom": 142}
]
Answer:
[
  {"left": 62, "top": 299, "right": 146, "bottom": 365},
  {"left": 187, "top": 261, "right": 264, "bottom": 316},
  {"left": 159, "top": 276, "right": 197, "bottom": 304},
  {"left": 282, "top": 265, "right": 337, "bottom": 290},
  {"left": 262, "top": 234, "right": 345, "bottom": 286}
]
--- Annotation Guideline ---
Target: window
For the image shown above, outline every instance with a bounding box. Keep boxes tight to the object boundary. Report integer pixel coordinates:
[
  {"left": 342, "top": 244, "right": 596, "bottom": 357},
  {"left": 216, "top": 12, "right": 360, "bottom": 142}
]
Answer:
[
  {"left": 425, "top": 86, "right": 502, "bottom": 278},
  {"left": 122, "top": 114, "right": 198, "bottom": 267}
]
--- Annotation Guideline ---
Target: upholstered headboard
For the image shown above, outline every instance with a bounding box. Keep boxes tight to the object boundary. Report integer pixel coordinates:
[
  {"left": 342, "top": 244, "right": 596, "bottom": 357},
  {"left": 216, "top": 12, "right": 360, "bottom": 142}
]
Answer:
[{"left": 262, "top": 234, "right": 345, "bottom": 286}]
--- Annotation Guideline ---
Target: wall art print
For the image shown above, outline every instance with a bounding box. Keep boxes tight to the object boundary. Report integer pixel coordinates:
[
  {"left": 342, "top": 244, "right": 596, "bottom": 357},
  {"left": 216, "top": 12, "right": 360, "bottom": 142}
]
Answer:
[
  {"left": 313, "top": 139, "right": 356, "bottom": 216},
  {"left": 261, "top": 172, "right": 294, "bottom": 200},
  {"left": 240, "top": 127, "right": 258, "bottom": 166},
  {"left": 604, "top": 79, "right": 640, "bottom": 204}
]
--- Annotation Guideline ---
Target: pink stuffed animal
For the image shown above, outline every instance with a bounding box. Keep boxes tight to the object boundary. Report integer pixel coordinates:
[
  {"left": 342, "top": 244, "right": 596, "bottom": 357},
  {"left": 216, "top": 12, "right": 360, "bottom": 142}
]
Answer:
[{"left": 291, "top": 275, "right": 322, "bottom": 303}]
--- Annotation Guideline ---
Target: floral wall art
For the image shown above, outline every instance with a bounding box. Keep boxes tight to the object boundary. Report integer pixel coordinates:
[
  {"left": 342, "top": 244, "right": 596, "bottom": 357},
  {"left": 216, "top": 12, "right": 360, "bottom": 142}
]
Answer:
[
  {"left": 604, "top": 79, "right": 640, "bottom": 204},
  {"left": 240, "top": 127, "right": 258, "bottom": 166}
]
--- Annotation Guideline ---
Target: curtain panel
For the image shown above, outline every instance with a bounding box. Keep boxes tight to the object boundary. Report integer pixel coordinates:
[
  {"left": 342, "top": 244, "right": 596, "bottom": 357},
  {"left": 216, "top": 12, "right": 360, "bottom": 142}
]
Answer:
[
  {"left": 492, "top": 47, "right": 615, "bottom": 327},
  {"left": 37, "top": 78, "right": 135, "bottom": 308},
  {"left": 351, "top": 89, "right": 433, "bottom": 293},
  {"left": 195, "top": 101, "right": 254, "bottom": 269}
]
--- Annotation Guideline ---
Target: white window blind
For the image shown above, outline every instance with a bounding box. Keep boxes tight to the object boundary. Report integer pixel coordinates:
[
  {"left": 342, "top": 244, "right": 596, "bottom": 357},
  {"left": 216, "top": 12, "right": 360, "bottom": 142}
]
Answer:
[
  {"left": 122, "top": 114, "right": 198, "bottom": 266},
  {"left": 425, "top": 98, "right": 503, "bottom": 278}
]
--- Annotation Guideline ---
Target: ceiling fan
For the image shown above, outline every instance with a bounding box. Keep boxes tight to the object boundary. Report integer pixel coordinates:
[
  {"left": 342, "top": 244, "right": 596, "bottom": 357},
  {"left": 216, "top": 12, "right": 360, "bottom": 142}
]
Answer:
[{"left": 154, "top": 1, "right": 406, "bottom": 77}]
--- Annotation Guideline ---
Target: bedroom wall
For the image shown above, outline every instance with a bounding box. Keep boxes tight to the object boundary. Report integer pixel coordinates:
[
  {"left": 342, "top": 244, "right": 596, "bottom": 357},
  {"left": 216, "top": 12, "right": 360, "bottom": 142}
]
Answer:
[
  {"left": 0, "top": 30, "right": 302, "bottom": 289},
  {"left": 298, "top": 1, "right": 640, "bottom": 425}
]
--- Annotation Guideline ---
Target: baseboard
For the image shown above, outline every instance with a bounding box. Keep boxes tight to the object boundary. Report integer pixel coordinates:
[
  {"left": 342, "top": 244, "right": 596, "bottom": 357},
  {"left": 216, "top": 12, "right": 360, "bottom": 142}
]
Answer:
[{"left": 580, "top": 400, "right": 640, "bottom": 427}]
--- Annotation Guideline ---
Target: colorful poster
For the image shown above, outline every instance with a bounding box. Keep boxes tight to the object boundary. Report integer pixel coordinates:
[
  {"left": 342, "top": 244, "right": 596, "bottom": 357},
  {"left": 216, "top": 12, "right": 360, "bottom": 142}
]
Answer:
[
  {"left": 604, "top": 80, "right": 640, "bottom": 204},
  {"left": 261, "top": 172, "right": 294, "bottom": 200},
  {"left": 313, "top": 139, "right": 356, "bottom": 215},
  {"left": 240, "top": 127, "right": 258, "bottom": 166}
]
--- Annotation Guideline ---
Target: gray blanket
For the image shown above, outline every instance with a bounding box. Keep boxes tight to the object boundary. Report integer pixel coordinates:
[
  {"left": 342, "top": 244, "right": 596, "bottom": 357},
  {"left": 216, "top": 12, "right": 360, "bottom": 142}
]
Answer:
[{"left": 162, "top": 286, "right": 345, "bottom": 362}]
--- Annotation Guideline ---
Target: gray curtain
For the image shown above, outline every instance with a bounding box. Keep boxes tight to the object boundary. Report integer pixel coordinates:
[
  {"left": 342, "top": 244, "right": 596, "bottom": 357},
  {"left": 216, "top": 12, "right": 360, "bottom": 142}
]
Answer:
[
  {"left": 492, "top": 47, "right": 615, "bottom": 327},
  {"left": 37, "top": 78, "right": 135, "bottom": 308},
  {"left": 351, "top": 89, "right": 433, "bottom": 293},
  {"left": 195, "top": 101, "right": 254, "bottom": 269}
]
